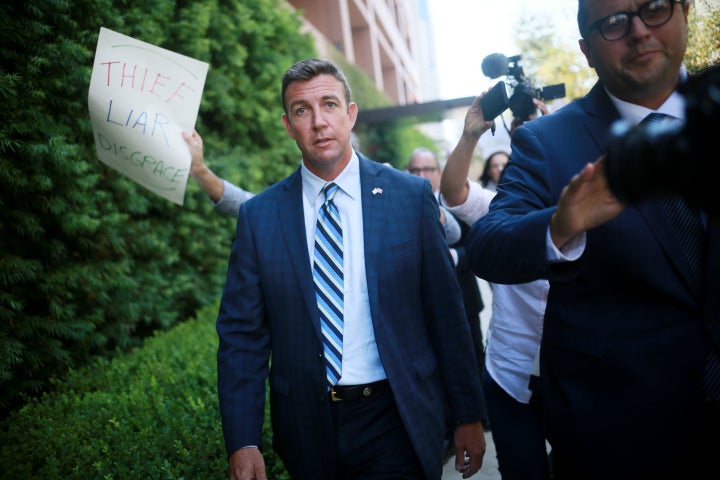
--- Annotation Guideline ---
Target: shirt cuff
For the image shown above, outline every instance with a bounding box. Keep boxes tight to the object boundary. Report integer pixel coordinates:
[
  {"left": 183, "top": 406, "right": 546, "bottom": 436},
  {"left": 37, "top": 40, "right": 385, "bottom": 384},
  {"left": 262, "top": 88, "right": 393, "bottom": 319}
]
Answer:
[{"left": 545, "top": 226, "right": 585, "bottom": 262}]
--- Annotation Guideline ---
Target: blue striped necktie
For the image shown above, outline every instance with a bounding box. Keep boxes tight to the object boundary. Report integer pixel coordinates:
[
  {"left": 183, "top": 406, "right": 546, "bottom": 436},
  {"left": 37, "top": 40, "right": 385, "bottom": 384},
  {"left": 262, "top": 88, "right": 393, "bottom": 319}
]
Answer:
[
  {"left": 663, "top": 193, "right": 720, "bottom": 399},
  {"left": 313, "top": 182, "right": 344, "bottom": 388},
  {"left": 643, "top": 114, "right": 720, "bottom": 399}
]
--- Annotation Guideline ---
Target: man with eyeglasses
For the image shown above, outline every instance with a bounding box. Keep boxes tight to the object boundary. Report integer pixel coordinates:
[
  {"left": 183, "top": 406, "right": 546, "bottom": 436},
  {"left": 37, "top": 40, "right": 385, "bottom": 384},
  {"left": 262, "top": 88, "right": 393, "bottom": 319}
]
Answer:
[
  {"left": 406, "top": 149, "right": 463, "bottom": 246},
  {"left": 466, "top": 1, "right": 720, "bottom": 478}
]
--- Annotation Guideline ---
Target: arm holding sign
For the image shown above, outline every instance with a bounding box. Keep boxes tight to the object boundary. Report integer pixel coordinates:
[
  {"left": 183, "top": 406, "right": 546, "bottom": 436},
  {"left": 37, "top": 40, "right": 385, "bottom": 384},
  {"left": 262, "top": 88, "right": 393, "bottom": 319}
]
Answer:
[{"left": 183, "top": 130, "right": 254, "bottom": 217}]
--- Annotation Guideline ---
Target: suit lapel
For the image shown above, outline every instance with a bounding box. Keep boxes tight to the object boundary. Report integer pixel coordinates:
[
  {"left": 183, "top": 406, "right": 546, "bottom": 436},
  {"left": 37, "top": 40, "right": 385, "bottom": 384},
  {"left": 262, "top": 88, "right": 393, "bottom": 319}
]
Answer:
[
  {"left": 358, "top": 156, "right": 388, "bottom": 311},
  {"left": 706, "top": 222, "right": 720, "bottom": 350},
  {"left": 637, "top": 199, "right": 702, "bottom": 296},
  {"left": 583, "top": 82, "right": 622, "bottom": 153},
  {"left": 278, "top": 168, "right": 322, "bottom": 336},
  {"left": 587, "top": 84, "right": 701, "bottom": 295}
]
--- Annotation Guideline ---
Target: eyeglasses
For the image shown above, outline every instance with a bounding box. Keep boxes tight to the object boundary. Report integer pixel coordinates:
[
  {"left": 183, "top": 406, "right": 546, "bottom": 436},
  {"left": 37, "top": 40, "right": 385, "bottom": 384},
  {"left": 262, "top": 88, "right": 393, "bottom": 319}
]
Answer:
[
  {"left": 586, "top": 0, "right": 683, "bottom": 42},
  {"left": 408, "top": 166, "right": 437, "bottom": 175}
]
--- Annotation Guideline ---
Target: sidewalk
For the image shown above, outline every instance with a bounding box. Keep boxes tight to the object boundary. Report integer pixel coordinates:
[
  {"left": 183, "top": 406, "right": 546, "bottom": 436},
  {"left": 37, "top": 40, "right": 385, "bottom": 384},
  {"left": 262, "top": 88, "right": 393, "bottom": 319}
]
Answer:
[{"left": 443, "top": 279, "right": 501, "bottom": 480}]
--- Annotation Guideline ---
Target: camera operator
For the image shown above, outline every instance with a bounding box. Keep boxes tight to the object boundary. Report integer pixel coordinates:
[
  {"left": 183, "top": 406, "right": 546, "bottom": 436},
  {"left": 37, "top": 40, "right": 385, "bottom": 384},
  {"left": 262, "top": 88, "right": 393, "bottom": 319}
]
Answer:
[{"left": 604, "top": 62, "right": 720, "bottom": 226}]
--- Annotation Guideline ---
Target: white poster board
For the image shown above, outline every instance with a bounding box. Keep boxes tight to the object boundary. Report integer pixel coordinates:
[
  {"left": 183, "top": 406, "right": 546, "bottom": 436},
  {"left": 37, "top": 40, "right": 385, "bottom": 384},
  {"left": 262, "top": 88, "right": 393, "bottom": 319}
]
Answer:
[{"left": 88, "top": 27, "right": 208, "bottom": 205}]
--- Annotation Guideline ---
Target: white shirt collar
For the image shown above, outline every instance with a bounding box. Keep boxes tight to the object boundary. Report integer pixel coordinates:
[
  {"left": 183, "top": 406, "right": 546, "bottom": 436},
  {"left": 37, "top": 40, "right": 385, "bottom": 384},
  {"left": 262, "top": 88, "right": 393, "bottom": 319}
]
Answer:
[
  {"left": 605, "top": 66, "right": 687, "bottom": 126},
  {"left": 301, "top": 150, "right": 360, "bottom": 206}
]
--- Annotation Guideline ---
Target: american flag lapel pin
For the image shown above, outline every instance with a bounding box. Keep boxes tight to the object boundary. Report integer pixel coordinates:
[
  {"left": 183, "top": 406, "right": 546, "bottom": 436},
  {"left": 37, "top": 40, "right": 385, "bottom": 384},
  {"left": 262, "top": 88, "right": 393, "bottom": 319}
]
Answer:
[{"left": 372, "top": 187, "right": 383, "bottom": 195}]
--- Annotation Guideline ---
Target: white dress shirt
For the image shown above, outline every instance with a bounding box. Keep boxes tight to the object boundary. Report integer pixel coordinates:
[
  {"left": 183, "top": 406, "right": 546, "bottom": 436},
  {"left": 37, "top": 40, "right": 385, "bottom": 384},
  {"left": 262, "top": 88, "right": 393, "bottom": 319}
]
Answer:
[{"left": 301, "top": 152, "right": 386, "bottom": 385}]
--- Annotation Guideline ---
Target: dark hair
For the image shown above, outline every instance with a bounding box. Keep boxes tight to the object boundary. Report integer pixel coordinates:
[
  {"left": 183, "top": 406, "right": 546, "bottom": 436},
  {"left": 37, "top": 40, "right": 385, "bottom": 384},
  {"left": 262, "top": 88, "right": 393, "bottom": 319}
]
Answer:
[
  {"left": 281, "top": 58, "right": 352, "bottom": 113},
  {"left": 479, "top": 150, "right": 510, "bottom": 186},
  {"left": 577, "top": 0, "right": 589, "bottom": 39}
]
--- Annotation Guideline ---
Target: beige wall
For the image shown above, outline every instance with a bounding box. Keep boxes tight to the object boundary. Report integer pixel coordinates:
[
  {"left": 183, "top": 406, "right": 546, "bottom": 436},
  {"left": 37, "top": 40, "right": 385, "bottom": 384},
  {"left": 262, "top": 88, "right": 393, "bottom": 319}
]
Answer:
[{"left": 287, "top": 0, "right": 423, "bottom": 104}]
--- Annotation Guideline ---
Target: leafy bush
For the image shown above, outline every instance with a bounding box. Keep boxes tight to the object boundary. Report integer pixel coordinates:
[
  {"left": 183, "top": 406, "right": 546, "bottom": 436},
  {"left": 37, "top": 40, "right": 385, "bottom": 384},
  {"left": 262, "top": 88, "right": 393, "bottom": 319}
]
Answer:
[
  {"left": 0, "top": 0, "right": 314, "bottom": 414},
  {"left": 0, "top": 301, "right": 289, "bottom": 479}
]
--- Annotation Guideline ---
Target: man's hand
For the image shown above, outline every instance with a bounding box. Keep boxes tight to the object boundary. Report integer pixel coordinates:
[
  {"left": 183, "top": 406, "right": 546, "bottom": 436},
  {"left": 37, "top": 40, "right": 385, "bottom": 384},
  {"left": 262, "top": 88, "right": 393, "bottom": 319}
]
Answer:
[
  {"left": 453, "top": 421, "right": 486, "bottom": 478},
  {"left": 464, "top": 94, "right": 494, "bottom": 138},
  {"left": 228, "top": 447, "right": 267, "bottom": 480},
  {"left": 182, "top": 129, "right": 206, "bottom": 178},
  {"left": 550, "top": 157, "right": 625, "bottom": 250},
  {"left": 440, "top": 93, "right": 493, "bottom": 207},
  {"left": 182, "top": 129, "right": 226, "bottom": 202}
]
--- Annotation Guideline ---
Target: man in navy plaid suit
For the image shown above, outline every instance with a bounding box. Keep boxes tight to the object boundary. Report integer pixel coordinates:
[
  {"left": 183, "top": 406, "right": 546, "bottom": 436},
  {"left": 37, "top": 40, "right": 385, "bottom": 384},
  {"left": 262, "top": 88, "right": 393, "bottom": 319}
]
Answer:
[{"left": 216, "top": 58, "right": 487, "bottom": 480}]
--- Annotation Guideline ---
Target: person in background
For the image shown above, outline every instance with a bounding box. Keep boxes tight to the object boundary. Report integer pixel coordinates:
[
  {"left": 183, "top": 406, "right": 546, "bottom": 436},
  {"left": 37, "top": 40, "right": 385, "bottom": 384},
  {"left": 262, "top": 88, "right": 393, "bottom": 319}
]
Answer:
[
  {"left": 441, "top": 94, "right": 552, "bottom": 480},
  {"left": 216, "top": 57, "right": 487, "bottom": 480},
  {"left": 477, "top": 150, "right": 509, "bottom": 192},
  {"left": 406, "top": 148, "right": 471, "bottom": 263},
  {"left": 405, "top": 149, "right": 463, "bottom": 246},
  {"left": 465, "top": 1, "right": 720, "bottom": 478},
  {"left": 407, "top": 147, "right": 491, "bottom": 455}
]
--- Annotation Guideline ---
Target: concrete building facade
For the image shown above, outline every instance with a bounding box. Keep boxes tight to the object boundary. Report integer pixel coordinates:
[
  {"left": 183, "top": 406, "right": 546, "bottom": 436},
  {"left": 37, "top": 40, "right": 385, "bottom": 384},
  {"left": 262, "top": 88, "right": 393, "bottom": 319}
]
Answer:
[{"left": 287, "top": 0, "right": 438, "bottom": 106}]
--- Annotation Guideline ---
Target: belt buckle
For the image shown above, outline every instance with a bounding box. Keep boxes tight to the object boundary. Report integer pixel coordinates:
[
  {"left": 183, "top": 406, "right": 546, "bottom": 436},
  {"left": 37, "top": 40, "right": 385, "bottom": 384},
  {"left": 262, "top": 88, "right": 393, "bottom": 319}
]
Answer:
[{"left": 330, "top": 386, "right": 342, "bottom": 402}]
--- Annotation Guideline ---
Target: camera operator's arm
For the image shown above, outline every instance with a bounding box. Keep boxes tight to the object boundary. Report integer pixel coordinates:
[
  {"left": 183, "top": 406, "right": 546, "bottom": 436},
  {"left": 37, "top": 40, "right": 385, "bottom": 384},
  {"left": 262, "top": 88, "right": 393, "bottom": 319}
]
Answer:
[
  {"left": 184, "top": 130, "right": 225, "bottom": 202},
  {"left": 440, "top": 95, "right": 493, "bottom": 207},
  {"left": 549, "top": 157, "right": 625, "bottom": 250}
]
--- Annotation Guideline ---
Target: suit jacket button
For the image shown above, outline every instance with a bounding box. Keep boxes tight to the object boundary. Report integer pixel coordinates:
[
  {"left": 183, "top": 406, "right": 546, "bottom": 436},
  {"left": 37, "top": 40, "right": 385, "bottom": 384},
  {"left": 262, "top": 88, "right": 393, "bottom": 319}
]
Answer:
[{"left": 363, "top": 387, "right": 372, "bottom": 397}]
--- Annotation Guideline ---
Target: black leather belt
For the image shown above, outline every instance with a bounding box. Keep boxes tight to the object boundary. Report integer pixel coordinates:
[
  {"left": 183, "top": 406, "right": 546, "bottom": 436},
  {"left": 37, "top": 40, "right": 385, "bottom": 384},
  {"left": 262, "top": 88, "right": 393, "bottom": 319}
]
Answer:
[{"left": 329, "top": 379, "right": 389, "bottom": 402}]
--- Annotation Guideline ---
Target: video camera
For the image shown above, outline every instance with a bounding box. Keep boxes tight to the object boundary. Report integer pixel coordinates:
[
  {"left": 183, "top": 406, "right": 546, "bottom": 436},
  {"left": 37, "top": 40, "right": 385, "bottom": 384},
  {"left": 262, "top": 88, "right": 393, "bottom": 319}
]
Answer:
[
  {"left": 605, "top": 63, "right": 720, "bottom": 219},
  {"left": 480, "top": 53, "right": 566, "bottom": 121}
]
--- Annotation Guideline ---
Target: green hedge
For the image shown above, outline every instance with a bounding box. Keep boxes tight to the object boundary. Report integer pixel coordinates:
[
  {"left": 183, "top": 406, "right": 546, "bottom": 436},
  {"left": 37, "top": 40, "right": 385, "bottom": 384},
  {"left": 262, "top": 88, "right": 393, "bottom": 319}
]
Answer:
[
  {"left": 0, "top": 0, "right": 315, "bottom": 414},
  {"left": 0, "top": 301, "right": 289, "bottom": 479}
]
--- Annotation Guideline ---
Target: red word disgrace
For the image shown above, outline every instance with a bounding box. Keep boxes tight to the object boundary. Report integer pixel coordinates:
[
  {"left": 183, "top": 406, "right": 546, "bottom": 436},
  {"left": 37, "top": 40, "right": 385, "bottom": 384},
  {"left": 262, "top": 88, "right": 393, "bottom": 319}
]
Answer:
[
  {"left": 100, "top": 61, "right": 196, "bottom": 104},
  {"left": 97, "top": 132, "right": 187, "bottom": 185},
  {"left": 105, "top": 99, "right": 170, "bottom": 147}
]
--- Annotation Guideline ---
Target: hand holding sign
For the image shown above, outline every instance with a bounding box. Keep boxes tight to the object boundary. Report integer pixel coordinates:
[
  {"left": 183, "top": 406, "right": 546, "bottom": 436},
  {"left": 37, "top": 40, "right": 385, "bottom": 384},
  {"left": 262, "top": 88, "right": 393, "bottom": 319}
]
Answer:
[{"left": 88, "top": 27, "right": 208, "bottom": 205}]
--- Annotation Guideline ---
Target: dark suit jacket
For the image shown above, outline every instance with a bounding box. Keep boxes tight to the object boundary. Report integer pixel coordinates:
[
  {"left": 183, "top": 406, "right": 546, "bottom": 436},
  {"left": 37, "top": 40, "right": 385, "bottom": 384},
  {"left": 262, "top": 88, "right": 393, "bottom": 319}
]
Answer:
[
  {"left": 448, "top": 215, "right": 485, "bottom": 380},
  {"left": 466, "top": 81, "right": 720, "bottom": 478},
  {"left": 451, "top": 217, "right": 484, "bottom": 319},
  {"left": 217, "top": 154, "right": 485, "bottom": 479}
]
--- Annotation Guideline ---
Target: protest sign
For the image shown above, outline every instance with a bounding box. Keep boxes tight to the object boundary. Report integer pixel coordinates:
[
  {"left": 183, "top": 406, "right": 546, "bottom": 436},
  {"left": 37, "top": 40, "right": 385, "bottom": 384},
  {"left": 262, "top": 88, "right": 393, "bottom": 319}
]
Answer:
[{"left": 88, "top": 27, "right": 208, "bottom": 205}]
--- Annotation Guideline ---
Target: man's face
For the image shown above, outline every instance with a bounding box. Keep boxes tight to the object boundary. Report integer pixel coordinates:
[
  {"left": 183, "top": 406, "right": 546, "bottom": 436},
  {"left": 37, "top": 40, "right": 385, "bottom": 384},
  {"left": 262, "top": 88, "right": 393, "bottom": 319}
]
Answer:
[
  {"left": 408, "top": 151, "right": 441, "bottom": 192},
  {"left": 579, "top": 0, "right": 689, "bottom": 107},
  {"left": 281, "top": 74, "right": 358, "bottom": 180}
]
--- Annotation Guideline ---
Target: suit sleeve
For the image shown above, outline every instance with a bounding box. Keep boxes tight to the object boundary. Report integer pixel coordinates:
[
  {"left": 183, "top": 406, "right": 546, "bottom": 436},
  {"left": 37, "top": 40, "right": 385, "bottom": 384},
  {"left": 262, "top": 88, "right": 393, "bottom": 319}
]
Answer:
[
  {"left": 216, "top": 201, "right": 270, "bottom": 457},
  {"left": 465, "top": 124, "right": 565, "bottom": 285},
  {"left": 419, "top": 183, "right": 487, "bottom": 423}
]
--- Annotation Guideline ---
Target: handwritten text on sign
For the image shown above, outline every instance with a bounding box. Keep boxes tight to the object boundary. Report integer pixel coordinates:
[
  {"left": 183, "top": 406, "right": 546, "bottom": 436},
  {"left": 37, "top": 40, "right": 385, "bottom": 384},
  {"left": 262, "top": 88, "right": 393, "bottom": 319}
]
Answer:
[{"left": 88, "top": 27, "right": 208, "bottom": 205}]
